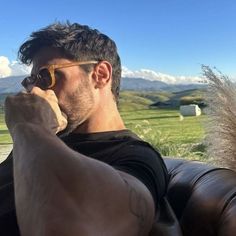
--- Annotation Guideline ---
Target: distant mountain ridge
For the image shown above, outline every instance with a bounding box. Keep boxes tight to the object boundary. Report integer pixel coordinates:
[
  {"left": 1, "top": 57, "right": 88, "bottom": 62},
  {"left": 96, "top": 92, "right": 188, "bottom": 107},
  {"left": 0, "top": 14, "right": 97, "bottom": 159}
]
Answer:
[
  {"left": 0, "top": 75, "right": 24, "bottom": 94},
  {"left": 0, "top": 75, "right": 207, "bottom": 94},
  {"left": 121, "top": 77, "right": 206, "bottom": 92}
]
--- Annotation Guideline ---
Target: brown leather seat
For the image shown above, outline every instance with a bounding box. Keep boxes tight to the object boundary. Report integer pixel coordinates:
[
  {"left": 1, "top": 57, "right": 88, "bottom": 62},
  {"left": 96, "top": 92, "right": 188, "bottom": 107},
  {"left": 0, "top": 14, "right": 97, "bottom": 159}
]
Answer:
[{"left": 163, "top": 157, "right": 236, "bottom": 236}]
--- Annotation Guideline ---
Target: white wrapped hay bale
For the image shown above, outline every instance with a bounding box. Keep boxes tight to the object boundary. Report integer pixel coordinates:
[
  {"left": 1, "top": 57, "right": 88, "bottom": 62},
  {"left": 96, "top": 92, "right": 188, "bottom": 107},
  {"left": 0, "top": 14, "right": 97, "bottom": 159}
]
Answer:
[{"left": 180, "top": 104, "right": 201, "bottom": 116}]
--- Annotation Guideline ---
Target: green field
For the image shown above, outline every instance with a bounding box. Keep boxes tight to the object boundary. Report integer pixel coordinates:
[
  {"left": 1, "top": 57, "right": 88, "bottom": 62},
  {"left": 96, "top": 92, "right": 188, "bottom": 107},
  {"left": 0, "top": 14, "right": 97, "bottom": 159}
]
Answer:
[
  {"left": 121, "top": 108, "right": 206, "bottom": 144},
  {"left": 0, "top": 90, "right": 208, "bottom": 160},
  {"left": 120, "top": 108, "right": 207, "bottom": 160}
]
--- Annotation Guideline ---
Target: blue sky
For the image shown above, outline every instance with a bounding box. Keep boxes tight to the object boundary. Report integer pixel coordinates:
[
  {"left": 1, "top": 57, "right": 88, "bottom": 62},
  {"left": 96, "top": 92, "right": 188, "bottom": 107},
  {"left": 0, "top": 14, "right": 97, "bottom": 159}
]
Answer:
[{"left": 1, "top": 0, "right": 236, "bottom": 81}]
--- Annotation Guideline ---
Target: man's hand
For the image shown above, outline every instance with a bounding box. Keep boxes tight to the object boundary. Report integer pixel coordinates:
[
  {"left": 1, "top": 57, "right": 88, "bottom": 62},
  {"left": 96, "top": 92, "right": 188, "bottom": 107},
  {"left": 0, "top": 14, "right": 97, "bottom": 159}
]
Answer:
[{"left": 4, "top": 87, "right": 67, "bottom": 136}]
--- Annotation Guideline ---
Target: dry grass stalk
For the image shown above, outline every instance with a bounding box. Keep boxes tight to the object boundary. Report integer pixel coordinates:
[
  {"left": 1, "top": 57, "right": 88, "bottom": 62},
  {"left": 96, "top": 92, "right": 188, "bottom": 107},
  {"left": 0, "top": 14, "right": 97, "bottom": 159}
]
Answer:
[{"left": 203, "top": 65, "right": 236, "bottom": 170}]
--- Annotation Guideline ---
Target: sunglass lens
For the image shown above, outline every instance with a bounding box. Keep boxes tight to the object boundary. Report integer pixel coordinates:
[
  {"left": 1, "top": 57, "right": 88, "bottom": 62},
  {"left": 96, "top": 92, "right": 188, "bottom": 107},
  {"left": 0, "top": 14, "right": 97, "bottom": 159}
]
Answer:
[{"left": 36, "top": 69, "right": 52, "bottom": 89}]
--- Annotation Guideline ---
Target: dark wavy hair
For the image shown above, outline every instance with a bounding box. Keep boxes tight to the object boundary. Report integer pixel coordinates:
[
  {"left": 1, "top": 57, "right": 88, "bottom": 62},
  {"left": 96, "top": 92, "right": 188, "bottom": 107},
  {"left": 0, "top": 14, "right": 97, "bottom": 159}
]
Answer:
[{"left": 18, "top": 22, "right": 121, "bottom": 102}]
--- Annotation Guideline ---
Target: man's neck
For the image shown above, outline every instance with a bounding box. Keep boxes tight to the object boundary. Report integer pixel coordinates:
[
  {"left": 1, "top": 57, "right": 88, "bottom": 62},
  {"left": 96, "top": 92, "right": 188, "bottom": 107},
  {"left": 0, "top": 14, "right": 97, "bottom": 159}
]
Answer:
[{"left": 73, "top": 102, "right": 125, "bottom": 134}]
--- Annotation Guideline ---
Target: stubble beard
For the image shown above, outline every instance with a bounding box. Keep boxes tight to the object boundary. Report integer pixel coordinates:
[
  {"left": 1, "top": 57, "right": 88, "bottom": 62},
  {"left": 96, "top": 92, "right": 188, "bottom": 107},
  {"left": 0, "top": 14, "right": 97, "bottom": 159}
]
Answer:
[{"left": 59, "top": 79, "right": 94, "bottom": 136}]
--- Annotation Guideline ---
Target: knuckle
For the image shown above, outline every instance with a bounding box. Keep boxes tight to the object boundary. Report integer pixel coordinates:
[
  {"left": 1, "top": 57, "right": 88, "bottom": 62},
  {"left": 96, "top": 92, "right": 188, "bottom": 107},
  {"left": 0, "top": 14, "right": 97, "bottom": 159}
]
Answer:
[
  {"left": 46, "top": 89, "right": 56, "bottom": 97},
  {"left": 31, "top": 86, "right": 42, "bottom": 94}
]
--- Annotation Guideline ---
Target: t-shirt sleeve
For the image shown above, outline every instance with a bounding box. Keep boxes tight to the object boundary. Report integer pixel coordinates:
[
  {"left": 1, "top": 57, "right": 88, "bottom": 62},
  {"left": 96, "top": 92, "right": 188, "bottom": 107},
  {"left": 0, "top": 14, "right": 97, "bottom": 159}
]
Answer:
[{"left": 112, "top": 140, "right": 168, "bottom": 211}]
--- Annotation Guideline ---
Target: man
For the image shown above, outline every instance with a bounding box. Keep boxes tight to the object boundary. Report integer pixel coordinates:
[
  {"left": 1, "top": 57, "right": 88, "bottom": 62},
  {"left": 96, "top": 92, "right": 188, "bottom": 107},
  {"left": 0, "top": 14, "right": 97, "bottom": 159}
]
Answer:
[{"left": 1, "top": 22, "right": 168, "bottom": 235}]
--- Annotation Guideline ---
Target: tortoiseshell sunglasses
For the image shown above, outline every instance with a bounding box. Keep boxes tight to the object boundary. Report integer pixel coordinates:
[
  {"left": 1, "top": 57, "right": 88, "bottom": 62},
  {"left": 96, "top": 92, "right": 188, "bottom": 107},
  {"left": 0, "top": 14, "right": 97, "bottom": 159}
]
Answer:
[{"left": 21, "top": 60, "right": 98, "bottom": 90}]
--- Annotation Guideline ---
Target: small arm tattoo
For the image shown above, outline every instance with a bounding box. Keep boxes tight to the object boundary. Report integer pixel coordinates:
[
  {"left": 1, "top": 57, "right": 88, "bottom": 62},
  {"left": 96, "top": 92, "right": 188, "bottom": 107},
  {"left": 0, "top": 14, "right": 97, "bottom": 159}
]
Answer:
[{"left": 124, "top": 180, "right": 149, "bottom": 235}]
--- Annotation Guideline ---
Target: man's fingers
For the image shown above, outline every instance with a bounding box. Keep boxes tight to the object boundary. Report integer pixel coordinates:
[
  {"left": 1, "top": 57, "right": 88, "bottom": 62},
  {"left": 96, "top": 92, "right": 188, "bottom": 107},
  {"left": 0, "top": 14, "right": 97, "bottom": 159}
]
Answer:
[
  {"left": 30, "top": 86, "right": 68, "bottom": 133},
  {"left": 56, "top": 116, "right": 68, "bottom": 133},
  {"left": 30, "top": 86, "right": 43, "bottom": 94},
  {"left": 32, "top": 87, "right": 58, "bottom": 102},
  {"left": 31, "top": 86, "right": 55, "bottom": 96}
]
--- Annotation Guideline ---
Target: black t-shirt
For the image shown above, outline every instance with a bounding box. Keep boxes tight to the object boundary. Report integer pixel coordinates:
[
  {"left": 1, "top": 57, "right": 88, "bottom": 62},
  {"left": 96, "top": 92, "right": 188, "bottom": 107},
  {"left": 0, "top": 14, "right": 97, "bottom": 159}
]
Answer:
[
  {"left": 61, "top": 129, "right": 168, "bottom": 205},
  {"left": 0, "top": 129, "right": 168, "bottom": 235}
]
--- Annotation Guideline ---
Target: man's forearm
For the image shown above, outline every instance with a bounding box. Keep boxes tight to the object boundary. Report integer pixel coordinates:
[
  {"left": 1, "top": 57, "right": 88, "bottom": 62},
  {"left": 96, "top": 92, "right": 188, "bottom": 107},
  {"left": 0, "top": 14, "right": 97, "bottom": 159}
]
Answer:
[{"left": 13, "top": 123, "right": 76, "bottom": 236}]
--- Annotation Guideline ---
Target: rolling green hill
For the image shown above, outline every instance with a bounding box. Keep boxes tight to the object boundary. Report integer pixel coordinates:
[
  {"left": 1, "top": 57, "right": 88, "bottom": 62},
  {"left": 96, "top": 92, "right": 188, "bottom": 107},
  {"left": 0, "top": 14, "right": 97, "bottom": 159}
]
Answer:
[
  {"left": 118, "top": 88, "right": 206, "bottom": 111},
  {"left": 0, "top": 89, "right": 206, "bottom": 108}
]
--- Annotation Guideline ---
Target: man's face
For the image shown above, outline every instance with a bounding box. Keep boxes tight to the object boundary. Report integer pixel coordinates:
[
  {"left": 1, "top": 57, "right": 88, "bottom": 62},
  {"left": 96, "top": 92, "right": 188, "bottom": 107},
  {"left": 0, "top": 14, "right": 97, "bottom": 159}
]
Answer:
[{"left": 31, "top": 47, "right": 95, "bottom": 134}]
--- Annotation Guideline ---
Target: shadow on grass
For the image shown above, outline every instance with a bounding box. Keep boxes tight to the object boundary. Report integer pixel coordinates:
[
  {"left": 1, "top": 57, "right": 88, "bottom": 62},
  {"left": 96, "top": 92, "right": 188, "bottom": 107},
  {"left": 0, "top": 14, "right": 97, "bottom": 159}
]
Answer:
[
  {"left": 120, "top": 108, "right": 155, "bottom": 114},
  {"left": 124, "top": 115, "right": 180, "bottom": 121},
  {"left": 0, "top": 130, "right": 10, "bottom": 134}
]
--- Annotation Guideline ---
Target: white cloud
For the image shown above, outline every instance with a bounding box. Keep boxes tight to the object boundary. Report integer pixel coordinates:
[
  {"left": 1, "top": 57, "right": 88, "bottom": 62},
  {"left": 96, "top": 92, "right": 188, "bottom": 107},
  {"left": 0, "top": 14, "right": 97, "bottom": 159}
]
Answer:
[
  {"left": 122, "top": 66, "right": 203, "bottom": 84},
  {"left": 0, "top": 56, "right": 31, "bottom": 78},
  {"left": 10, "top": 60, "right": 31, "bottom": 76},
  {"left": 0, "top": 56, "right": 11, "bottom": 78}
]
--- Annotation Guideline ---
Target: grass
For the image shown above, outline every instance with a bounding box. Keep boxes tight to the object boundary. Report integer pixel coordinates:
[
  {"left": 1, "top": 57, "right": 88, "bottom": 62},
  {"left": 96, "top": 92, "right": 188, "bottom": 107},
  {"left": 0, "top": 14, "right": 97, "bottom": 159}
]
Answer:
[{"left": 121, "top": 108, "right": 205, "bottom": 143}]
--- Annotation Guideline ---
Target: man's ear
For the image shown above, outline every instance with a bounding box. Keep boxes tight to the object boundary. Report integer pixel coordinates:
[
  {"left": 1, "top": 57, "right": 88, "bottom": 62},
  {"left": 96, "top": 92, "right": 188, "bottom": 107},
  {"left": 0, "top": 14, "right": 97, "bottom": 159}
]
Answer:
[{"left": 92, "top": 61, "right": 112, "bottom": 89}]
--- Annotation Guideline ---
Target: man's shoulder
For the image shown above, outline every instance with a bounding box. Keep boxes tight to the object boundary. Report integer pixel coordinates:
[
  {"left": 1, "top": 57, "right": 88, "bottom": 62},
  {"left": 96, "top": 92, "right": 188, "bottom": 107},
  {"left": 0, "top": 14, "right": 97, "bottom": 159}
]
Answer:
[
  {"left": 110, "top": 130, "right": 162, "bottom": 159},
  {"left": 111, "top": 132, "right": 168, "bottom": 208}
]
